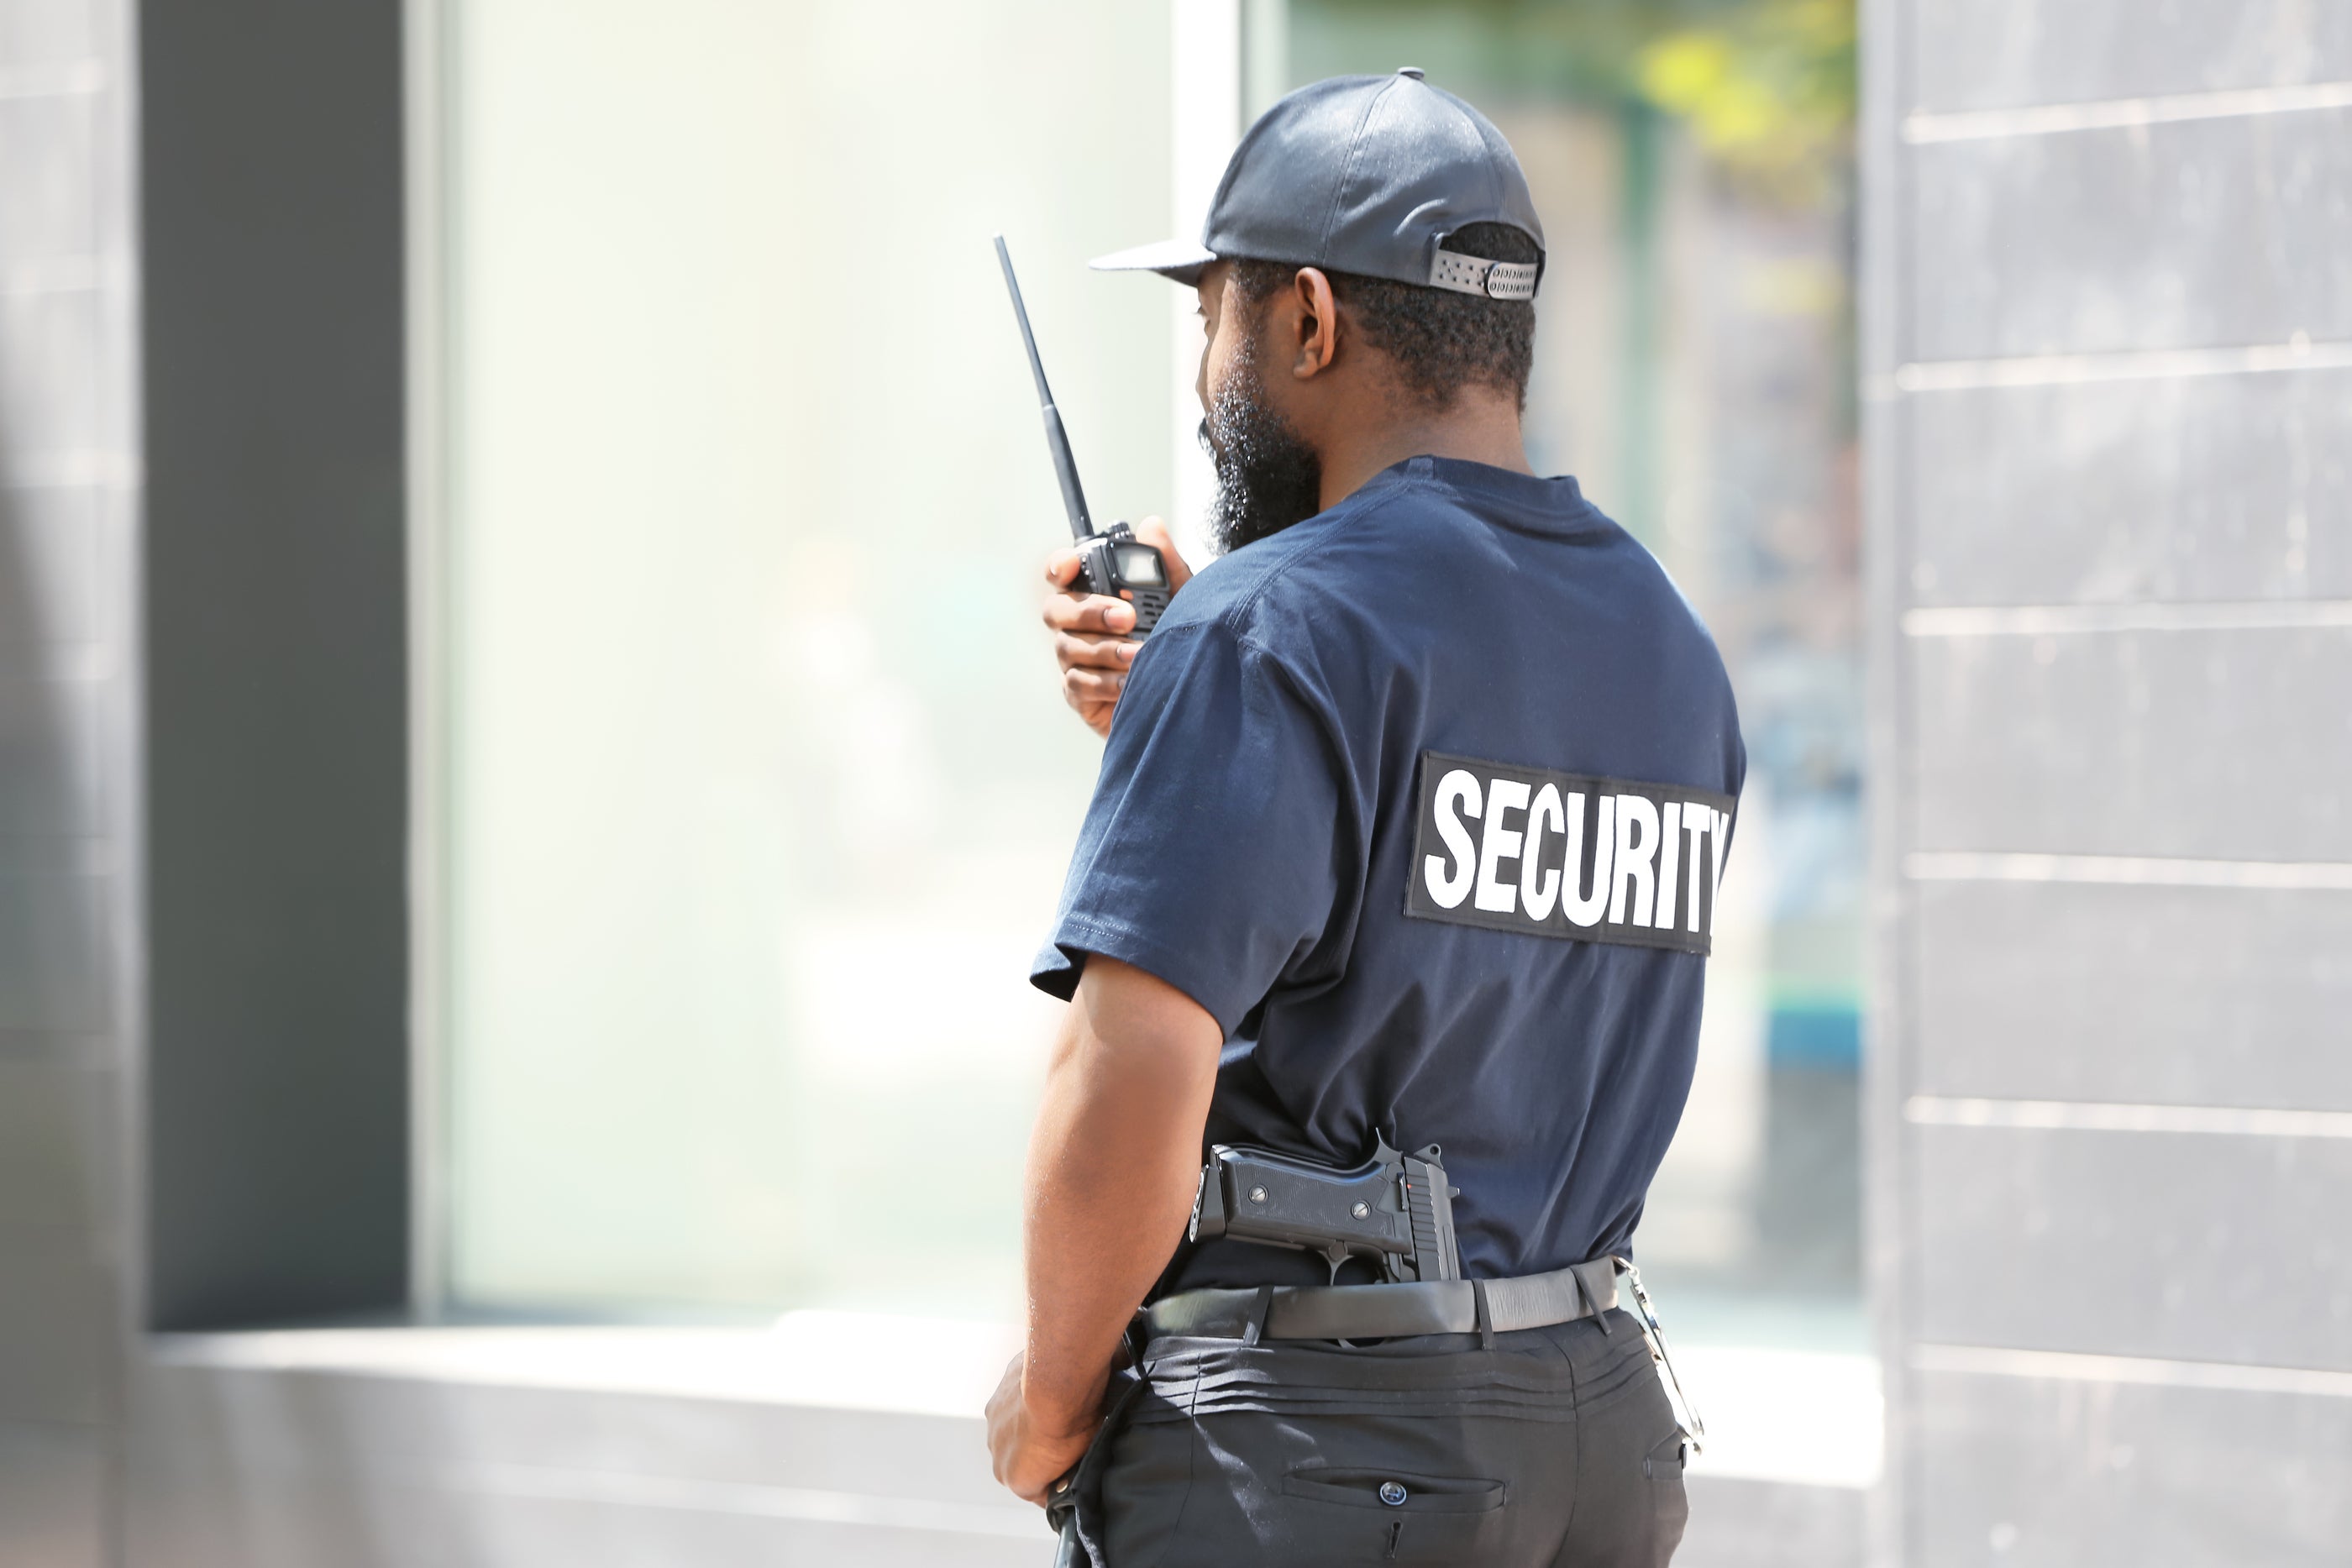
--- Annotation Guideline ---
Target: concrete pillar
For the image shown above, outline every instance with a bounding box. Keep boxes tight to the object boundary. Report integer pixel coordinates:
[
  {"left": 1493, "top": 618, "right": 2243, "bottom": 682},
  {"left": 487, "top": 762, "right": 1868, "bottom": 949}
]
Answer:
[{"left": 1866, "top": 3, "right": 2352, "bottom": 1563}]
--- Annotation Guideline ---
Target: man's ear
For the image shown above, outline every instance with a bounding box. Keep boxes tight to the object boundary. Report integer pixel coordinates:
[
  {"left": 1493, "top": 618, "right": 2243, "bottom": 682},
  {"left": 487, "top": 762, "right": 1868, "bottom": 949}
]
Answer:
[{"left": 1289, "top": 266, "right": 1341, "bottom": 380}]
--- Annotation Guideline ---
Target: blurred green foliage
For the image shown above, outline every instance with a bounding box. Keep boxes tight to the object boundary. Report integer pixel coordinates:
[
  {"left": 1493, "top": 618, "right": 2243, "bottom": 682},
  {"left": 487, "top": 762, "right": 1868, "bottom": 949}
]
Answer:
[
  {"left": 1634, "top": 0, "right": 1854, "bottom": 193},
  {"left": 1298, "top": 0, "right": 1856, "bottom": 200}
]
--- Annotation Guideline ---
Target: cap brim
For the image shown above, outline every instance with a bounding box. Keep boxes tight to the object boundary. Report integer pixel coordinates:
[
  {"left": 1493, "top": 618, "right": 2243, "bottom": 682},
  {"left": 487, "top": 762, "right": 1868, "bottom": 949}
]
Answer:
[{"left": 1088, "top": 238, "right": 1218, "bottom": 286}]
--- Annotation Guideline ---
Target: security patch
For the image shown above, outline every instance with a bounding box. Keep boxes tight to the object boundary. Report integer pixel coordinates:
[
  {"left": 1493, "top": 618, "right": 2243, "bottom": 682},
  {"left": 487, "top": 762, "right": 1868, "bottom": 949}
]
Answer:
[{"left": 1406, "top": 751, "right": 1735, "bottom": 954}]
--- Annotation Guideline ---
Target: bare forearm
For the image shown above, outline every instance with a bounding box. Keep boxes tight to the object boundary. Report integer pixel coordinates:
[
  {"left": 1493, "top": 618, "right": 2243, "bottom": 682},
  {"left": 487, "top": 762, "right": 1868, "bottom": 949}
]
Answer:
[
  {"left": 987, "top": 959, "right": 1220, "bottom": 1502},
  {"left": 1020, "top": 959, "right": 1220, "bottom": 1437}
]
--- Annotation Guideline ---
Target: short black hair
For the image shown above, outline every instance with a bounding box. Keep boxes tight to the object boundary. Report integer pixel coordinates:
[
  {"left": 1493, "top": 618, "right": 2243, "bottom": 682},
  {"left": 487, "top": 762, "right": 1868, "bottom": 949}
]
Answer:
[{"left": 1231, "top": 222, "right": 1540, "bottom": 412}]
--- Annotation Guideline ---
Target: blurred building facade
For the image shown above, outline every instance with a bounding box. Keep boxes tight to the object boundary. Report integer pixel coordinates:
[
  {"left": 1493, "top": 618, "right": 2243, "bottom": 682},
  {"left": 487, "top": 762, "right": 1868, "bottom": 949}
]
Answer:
[{"left": 0, "top": 1, "right": 2345, "bottom": 1565}]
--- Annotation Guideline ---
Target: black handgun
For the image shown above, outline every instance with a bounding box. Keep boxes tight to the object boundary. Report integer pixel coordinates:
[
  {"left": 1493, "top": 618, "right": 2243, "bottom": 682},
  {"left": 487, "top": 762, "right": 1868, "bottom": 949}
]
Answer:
[
  {"left": 1189, "top": 1136, "right": 1462, "bottom": 1283},
  {"left": 994, "top": 234, "right": 1173, "bottom": 637}
]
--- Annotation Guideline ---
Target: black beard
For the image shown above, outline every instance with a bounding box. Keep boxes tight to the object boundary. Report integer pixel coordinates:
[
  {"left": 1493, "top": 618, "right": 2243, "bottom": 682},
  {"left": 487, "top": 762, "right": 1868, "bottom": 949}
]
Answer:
[{"left": 1203, "top": 344, "right": 1322, "bottom": 555}]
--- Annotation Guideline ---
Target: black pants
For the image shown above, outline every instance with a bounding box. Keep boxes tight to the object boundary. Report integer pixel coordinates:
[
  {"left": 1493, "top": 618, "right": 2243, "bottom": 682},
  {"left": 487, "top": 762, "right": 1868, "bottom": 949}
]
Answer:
[{"left": 1082, "top": 1308, "right": 1688, "bottom": 1567}]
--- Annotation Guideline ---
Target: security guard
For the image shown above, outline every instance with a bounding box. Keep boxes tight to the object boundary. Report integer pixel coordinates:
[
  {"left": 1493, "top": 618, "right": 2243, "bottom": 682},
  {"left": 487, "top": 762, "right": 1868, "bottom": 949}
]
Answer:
[{"left": 987, "top": 71, "right": 1744, "bottom": 1567}]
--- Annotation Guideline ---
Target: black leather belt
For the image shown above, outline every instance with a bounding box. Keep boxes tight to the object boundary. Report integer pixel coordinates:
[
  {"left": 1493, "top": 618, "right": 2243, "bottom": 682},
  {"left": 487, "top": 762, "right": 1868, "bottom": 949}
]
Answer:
[{"left": 1142, "top": 1256, "right": 1622, "bottom": 1343}]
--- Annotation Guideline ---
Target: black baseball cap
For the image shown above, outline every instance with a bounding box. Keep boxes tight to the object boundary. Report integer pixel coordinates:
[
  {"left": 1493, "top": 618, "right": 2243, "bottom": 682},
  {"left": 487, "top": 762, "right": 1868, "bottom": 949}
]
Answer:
[{"left": 1092, "top": 69, "right": 1545, "bottom": 302}]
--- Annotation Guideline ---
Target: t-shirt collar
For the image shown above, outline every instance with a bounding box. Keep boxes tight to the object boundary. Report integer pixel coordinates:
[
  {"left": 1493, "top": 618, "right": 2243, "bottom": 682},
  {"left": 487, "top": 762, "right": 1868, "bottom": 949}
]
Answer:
[{"left": 1347, "top": 454, "right": 1595, "bottom": 527}]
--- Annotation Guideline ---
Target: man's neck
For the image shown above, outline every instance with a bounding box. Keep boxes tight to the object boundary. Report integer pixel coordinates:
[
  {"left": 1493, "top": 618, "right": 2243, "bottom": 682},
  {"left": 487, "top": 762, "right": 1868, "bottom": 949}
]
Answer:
[{"left": 1315, "top": 390, "right": 1532, "bottom": 511}]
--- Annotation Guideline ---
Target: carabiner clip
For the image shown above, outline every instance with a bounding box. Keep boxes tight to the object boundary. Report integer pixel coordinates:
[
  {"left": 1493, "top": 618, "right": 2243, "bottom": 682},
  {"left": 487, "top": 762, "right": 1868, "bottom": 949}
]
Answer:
[{"left": 1619, "top": 1261, "right": 1706, "bottom": 1455}]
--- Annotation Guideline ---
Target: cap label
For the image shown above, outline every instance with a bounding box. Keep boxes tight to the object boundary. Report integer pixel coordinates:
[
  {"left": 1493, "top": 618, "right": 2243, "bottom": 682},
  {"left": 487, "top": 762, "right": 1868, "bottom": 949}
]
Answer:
[{"left": 1430, "top": 251, "right": 1539, "bottom": 301}]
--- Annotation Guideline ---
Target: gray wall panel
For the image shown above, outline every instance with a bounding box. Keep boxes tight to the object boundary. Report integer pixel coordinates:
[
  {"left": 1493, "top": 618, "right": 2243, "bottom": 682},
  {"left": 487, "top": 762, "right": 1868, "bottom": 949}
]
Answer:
[
  {"left": 0, "top": 0, "right": 97, "bottom": 66},
  {"left": 1911, "top": 1370, "right": 2352, "bottom": 1568},
  {"left": 0, "top": 1420, "right": 106, "bottom": 1568},
  {"left": 1911, "top": 111, "right": 2352, "bottom": 362},
  {"left": 0, "top": 290, "right": 102, "bottom": 460},
  {"left": 0, "top": 871, "right": 107, "bottom": 1032},
  {"left": 1907, "top": 370, "right": 2352, "bottom": 606},
  {"left": 0, "top": 1, "right": 130, "bottom": 1559},
  {"left": 140, "top": 0, "right": 412, "bottom": 1330},
  {"left": 1911, "top": 0, "right": 2352, "bottom": 114},
  {"left": 0, "top": 94, "right": 100, "bottom": 275},
  {"left": 0, "top": 1062, "right": 115, "bottom": 1232},
  {"left": 1915, "top": 1125, "right": 2352, "bottom": 1370},
  {"left": 0, "top": 1233, "right": 112, "bottom": 1424},
  {"left": 1913, "top": 880, "right": 2352, "bottom": 1109},
  {"left": 1912, "top": 627, "right": 2352, "bottom": 860},
  {"left": 0, "top": 674, "right": 100, "bottom": 837},
  {"left": 0, "top": 484, "right": 101, "bottom": 648}
]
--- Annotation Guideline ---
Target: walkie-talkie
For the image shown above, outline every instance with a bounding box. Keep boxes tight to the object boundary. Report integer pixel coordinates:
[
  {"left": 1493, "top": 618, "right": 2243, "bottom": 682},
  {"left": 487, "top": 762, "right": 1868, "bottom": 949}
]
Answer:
[{"left": 994, "top": 235, "right": 1173, "bottom": 638}]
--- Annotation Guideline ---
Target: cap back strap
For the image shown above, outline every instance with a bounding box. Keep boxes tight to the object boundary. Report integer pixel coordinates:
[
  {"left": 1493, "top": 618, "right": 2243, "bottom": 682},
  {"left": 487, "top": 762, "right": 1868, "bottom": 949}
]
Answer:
[{"left": 1429, "top": 250, "right": 1539, "bottom": 301}]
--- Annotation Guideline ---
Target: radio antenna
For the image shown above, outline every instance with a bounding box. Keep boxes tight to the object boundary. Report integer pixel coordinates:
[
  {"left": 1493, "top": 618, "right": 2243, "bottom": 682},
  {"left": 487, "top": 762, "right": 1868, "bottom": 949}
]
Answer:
[{"left": 994, "top": 234, "right": 1095, "bottom": 543}]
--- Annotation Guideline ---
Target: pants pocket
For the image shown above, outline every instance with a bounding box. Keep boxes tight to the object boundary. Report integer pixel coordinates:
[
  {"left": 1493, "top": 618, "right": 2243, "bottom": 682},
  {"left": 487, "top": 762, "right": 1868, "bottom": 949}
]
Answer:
[
  {"left": 1282, "top": 1466, "right": 1506, "bottom": 1515},
  {"left": 1283, "top": 1466, "right": 1507, "bottom": 1563},
  {"left": 1644, "top": 1430, "right": 1691, "bottom": 1564}
]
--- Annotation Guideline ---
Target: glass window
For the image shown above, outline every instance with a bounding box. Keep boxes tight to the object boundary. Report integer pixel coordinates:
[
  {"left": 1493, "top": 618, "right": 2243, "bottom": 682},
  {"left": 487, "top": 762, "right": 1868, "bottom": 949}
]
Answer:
[
  {"left": 435, "top": 0, "right": 1176, "bottom": 1317},
  {"left": 433, "top": 0, "right": 1862, "bottom": 1350}
]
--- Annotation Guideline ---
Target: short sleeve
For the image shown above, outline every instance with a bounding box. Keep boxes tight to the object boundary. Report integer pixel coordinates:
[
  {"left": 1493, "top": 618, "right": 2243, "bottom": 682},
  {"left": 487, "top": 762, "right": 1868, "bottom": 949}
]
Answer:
[{"left": 1030, "top": 621, "right": 1347, "bottom": 1037}]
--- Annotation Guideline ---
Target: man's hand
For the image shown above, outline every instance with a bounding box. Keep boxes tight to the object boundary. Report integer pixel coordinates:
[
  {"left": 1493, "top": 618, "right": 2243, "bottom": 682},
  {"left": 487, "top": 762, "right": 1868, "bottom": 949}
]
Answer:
[
  {"left": 1042, "top": 517, "right": 1194, "bottom": 738},
  {"left": 985, "top": 1350, "right": 1099, "bottom": 1508}
]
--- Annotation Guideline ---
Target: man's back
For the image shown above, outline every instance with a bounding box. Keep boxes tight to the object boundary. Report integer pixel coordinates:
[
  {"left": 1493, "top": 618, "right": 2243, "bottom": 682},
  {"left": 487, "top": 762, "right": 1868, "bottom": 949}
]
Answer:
[{"left": 1036, "top": 454, "right": 1746, "bottom": 1288}]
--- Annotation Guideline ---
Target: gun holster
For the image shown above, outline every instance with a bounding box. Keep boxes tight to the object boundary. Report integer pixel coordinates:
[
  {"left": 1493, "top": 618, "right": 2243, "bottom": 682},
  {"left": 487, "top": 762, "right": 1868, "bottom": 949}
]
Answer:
[{"left": 1189, "top": 1136, "right": 1463, "bottom": 1283}]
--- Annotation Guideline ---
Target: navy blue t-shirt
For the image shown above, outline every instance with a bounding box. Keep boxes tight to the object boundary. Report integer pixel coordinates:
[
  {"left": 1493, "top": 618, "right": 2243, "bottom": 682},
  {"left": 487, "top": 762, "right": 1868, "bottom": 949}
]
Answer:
[{"left": 1032, "top": 456, "right": 1745, "bottom": 1290}]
